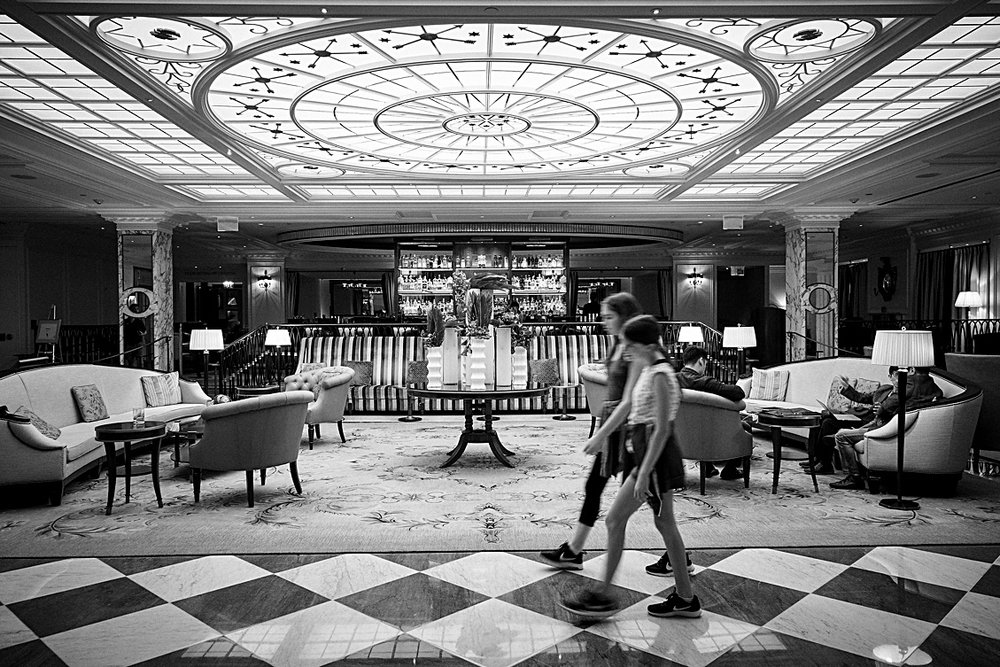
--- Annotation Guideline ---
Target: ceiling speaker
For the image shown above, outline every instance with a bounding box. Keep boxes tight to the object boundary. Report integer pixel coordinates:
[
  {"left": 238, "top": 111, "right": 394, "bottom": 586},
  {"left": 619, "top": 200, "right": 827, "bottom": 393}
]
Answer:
[
  {"left": 723, "top": 215, "right": 744, "bottom": 230},
  {"left": 217, "top": 216, "right": 239, "bottom": 232}
]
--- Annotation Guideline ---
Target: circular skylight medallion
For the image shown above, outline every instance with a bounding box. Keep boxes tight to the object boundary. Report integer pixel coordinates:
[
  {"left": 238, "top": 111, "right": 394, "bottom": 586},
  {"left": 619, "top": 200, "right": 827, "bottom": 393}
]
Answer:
[
  {"left": 624, "top": 162, "right": 691, "bottom": 178},
  {"left": 276, "top": 163, "right": 345, "bottom": 178},
  {"left": 93, "top": 16, "right": 231, "bottom": 62},
  {"left": 745, "top": 18, "right": 880, "bottom": 63}
]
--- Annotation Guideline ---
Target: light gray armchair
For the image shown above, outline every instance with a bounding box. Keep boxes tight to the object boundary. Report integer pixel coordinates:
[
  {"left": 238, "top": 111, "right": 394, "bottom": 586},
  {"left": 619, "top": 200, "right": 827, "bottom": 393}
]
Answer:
[
  {"left": 674, "top": 389, "right": 753, "bottom": 495},
  {"left": 189, "top": 390, "right": 312, "bottom": 507},
  {"left": 282, "top": 366, "right": 354, "bottom": 448},
  {"left": 578, "top": 363, "right": 608, "bottom": 437}
]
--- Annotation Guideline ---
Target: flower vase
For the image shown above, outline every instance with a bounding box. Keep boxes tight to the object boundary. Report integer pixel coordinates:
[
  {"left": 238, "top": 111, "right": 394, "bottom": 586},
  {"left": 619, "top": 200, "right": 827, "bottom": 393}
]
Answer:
[
  {"left": 426, "top": 346, "right": 442, "bottom": 388},
  {"left": 442, "top": 328, "right": 459, "bottom": 384},
  {"left": 495, "top": 327, "right": 512, "bottom": 387},
  {"left": 469, "top": 337, "right": 488, "bottom": 390},
  {"left": 512, "top": 346, "right": 528, "bottom": 388}
]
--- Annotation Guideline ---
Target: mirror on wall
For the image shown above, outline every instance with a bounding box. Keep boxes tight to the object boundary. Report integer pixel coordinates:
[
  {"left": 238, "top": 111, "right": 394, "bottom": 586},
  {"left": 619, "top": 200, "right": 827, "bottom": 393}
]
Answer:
[
  {"left": 331, "top": 279, "right": 385, "bottom": 317},
  {"left": 120, "top": 232, "right": 154, "bottom": 366},
  {"left": 805, "top": 231, "right": 837, "bottom": 358}
]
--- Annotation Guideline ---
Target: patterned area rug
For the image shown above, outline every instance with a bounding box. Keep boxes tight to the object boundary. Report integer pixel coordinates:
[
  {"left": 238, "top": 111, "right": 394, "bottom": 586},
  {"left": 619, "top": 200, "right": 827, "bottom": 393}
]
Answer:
[{"left": 1, "top": 416, "right": 998, "bottom": 557}]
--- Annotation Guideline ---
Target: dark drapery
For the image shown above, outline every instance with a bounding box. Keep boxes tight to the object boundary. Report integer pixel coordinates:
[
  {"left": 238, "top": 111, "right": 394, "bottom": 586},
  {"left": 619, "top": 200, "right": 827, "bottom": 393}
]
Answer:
[
  {"left": 953, "top": 244, "right": 990, "bottom": 317},
  {"left": 657, "top": 268, "right": 673, "bottom": 319},
  {"left": 915, "top": 249, "right": 952, "bottom": 321},
  {"left": 838, "top": 262, "right": 867, "bottom": 319},
  {"left": 381, "top": 271, "right": 397, "bottom": 318},
  {"left": 284, "top": 270, "right": 300, "bottom": 319}
]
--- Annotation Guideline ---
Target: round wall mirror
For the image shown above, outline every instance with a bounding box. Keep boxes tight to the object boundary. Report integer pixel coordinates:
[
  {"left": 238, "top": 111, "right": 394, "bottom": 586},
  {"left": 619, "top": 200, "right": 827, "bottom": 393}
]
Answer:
[
  {"left": 804, "top": 283, "right": 835, "bottom": 314},
  {"left": 120, "top": 287, "right": 158, "bottom": 318}
]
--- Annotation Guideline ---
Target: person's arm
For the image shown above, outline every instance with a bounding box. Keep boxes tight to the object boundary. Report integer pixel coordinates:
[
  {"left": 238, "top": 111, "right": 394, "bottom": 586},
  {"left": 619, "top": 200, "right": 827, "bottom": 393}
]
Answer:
[
  {"left": 582, "top": 358, "right": 647, "bottom": 454},
  {"left": 633, "top": 371, "right": 673, "bottom": 500},
  {"left": 840, "top": 383, "right": 877, "bottom": 405},
  {"left": 700, "top": 376, "right": 745, "bottom": 402}
]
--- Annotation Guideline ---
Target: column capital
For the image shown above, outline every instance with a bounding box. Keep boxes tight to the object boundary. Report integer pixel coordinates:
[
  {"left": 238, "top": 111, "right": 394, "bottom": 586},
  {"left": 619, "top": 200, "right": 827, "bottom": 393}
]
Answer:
[
  {"left": 104, "top": 214, "right": 177, "bottom": 233},
  {"left": 768, "top": 207, "right": 854, "bottom": 230}
]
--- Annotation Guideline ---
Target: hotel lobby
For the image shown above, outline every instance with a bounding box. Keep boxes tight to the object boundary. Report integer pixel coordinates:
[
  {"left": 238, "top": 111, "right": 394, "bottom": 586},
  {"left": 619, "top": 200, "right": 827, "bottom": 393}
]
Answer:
[{"left": 1, "top": 2, "right": 1000, "bottom": 665}]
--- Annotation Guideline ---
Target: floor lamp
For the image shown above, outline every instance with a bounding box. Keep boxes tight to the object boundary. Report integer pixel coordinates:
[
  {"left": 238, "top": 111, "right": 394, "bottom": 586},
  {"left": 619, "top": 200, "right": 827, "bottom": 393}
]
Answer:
[
  {"left": 264, "top": 328, "right": 292, "bottom": 385},
  {"left": 189, "top": 328, "right": 224, "bottom": 391},
  {"left": 722, "top": 325, "right": 756, "bottom": 377},
  {"left": 954, "top": 291, "right": 982, "bottom": 353},
  {"left": 677, "top": 325, "right": 704, "bottom": 348},
  {"left": 870, "top": 329, "right": 935, "bottom": 511}
]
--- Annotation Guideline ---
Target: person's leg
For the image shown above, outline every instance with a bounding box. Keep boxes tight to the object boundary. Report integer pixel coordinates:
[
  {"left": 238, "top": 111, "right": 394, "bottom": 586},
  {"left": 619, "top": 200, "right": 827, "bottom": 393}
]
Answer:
[
  {"left": 541, "top": 455, "right": 609, "bottom": 568},
  {"left": 600, "top": 474, "right": 645, "bottom": 591},
  {"left": 647, "top": 491, "right": 702, "bottom": 618},
  {"left": 832, "top": 429, "right": 866, "bottom": 489}
]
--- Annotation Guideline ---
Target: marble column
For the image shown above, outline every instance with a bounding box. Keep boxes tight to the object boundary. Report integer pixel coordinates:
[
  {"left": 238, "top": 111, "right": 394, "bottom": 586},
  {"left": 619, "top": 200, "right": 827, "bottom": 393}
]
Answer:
[
  {"left": 110, "top": 216, "right": 175, "bottom": 370},
  {"left": 782, "top": 213, "right": 844, "bottom": 362}
]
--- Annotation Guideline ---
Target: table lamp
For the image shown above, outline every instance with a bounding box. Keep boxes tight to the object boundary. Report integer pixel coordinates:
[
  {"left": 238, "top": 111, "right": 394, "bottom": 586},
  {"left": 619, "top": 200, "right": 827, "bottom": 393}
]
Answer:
[
  {"left": 870, "top": 329, "right": 934, "bottom": 511},
  {"left": 722, "top": 325, "right": 756, "bottom": 376},
  {"left": 189, "top": 328, "right": 224, "bottom": 390},
  {"left": 264, "top": 328, "right": 292, "bottom": 384},
  {"left": 954, "top": 291, "right": 983, "bottom": 353},
  {"left": 677, "top": 325, "right": 704, "bottom": 346}
]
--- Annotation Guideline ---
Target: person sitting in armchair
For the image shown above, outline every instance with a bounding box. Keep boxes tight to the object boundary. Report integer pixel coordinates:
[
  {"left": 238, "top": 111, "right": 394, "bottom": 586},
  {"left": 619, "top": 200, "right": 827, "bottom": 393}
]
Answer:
[{"left": 830, "top": 366, "right": 943, "bottom": 490}]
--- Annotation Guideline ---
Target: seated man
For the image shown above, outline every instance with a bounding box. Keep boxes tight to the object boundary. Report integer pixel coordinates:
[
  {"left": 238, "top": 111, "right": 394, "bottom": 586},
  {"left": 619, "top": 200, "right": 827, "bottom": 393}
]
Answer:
[
  {"left": 675, "top": 346, "right": 746, "bottom": 480},
  {"left": 830, "top": 366, "right": 943, "bottom": 490}
]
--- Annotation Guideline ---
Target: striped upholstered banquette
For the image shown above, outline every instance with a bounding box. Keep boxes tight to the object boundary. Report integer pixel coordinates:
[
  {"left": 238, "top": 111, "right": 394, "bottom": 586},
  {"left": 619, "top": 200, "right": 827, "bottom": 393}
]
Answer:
[{"left": 294, "top": 333, "right": 615, "bottom": 413}]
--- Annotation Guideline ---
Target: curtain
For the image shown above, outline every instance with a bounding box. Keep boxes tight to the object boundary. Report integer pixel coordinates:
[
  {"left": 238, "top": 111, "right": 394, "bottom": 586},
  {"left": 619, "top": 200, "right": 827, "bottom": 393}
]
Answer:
[
  {"left": 284, "top": 270, "right": 300, "bottom": 319},
  {"left": 952, "top": 244, "right": 990, "bottom": 318},
  {"left": 381, "top": 271, "right": 397, "bottom": 318},
  {"left": 914, "top": 249, "right": 952, "bottom": 321},
  {"left": 657, "top": 268, "right": 673, "bottom": 319},
  {"left": 838, "top": 262, "right": 867, "bottom": 319}
]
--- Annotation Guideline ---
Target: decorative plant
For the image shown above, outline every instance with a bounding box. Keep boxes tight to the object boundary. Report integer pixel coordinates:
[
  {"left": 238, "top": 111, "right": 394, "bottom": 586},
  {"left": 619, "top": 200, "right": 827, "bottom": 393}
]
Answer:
[{"left": 422, "top": 306, "right": 444, "bottom": 348}]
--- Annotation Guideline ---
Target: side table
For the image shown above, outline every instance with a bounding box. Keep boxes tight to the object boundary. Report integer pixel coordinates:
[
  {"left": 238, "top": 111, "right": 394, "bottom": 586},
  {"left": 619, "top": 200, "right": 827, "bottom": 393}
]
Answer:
[
  {"left": 94, "top": 420, "right": 166, "bottom": 515},
  {"left": 551, "top": 383, "right": 580, "bottom": 421},
  {"left": 753, "top": 410, "right": 822, "bottom": 495}
]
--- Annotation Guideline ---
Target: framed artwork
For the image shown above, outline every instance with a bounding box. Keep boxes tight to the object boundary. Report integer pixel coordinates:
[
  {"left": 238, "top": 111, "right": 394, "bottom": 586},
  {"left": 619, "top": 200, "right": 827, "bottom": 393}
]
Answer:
[
  {"left": 133, "top": 266, "right": 153, "bottom": 289},
  {"left": 36, "top": 319, "right": 61, "bottom": 344}
]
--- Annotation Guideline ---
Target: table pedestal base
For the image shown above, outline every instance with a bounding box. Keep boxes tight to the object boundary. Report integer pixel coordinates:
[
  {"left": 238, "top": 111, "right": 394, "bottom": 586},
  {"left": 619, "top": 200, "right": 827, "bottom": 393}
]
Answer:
[{"left": 442, "top": 401, "right": 515, "bottom": 468}]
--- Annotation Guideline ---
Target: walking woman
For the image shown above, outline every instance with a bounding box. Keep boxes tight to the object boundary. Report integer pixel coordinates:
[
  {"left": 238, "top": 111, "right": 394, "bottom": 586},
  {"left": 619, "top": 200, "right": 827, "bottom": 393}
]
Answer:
[
  {"left": 560, "top": 315, "right": 701, "bottom": 619},
  {"left": 539, "top": 292, "right": 642, "bottom": 569}
]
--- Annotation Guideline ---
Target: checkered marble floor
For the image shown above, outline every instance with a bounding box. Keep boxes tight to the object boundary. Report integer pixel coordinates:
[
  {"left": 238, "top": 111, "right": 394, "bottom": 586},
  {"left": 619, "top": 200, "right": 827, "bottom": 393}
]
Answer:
[{"left": 1, "top": 545, "right": 998, "bottom": 666}]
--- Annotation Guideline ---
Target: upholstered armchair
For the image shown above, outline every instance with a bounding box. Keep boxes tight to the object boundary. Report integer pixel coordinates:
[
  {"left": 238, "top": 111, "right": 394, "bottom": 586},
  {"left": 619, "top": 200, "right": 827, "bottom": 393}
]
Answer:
[
  {"left": 188, "top": 390, "right": 312, "bottom": 507},
  {"left": 282, "top": 366, "right": 355, "bottom": 448},
  {"left": 578, "top": 363, "right": 608, "bottom": 437},
  {"left": 674, "top": 389, "right": 753, "bottom": 495}
]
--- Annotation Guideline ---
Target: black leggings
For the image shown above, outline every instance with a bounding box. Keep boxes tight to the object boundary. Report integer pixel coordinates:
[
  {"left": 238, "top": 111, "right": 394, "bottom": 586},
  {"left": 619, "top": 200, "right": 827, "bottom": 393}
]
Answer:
[{"left": 579, "top": 454, "right": 612, "bottom": 527}]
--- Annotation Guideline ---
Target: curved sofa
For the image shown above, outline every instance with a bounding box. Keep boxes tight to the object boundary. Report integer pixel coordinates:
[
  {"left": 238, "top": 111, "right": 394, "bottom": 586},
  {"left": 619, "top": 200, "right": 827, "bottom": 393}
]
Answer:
[
  {"left": 738, "top": 357, "right": 982, "bottom": 492},
  {"left": 1, "top": 364, "right": 211, "bottom": 504}
]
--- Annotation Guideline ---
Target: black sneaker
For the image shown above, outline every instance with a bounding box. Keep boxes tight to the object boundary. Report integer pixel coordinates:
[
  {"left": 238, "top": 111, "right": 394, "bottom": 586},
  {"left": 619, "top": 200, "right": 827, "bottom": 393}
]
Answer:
[
  {"left": 720, "top": 465, "right": 743, "bottom": 481},
  {"left": 648, "top": 592, "right": 702, "bottom": 618},
  {"left": 645, "top": 552, "right": 695, "bottom": 577},
  {"left": 559, "top": 589, "right": 620, "bottom": 618},
  {"left": 540, "top": 542, "right": 583, "bottom": 570}
]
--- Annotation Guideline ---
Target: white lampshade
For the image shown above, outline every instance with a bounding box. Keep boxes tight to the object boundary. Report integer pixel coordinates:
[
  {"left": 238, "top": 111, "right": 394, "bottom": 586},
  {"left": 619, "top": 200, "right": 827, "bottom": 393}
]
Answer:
[
  {"left": 954, "top": 291, "right": 983, "bottom": 308},
  {"left": 722, "top": 326, "right": 756, "bottom": 349},
  {"left": 871, "top": 329, "right": 935, "bottom": 367},
  {"left": 189, "top": 328, "right": 225, "bottom": 351},
  {"left": 264, "top": 328, "right": 292, "bottom": 347},
  {"left": 677, "top": 326, "right": 704, "bottom": 344}
]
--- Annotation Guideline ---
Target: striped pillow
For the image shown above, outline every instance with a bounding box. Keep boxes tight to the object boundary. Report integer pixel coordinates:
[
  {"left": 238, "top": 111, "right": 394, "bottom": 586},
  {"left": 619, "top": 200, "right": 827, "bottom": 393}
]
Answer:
[
  {"left": 749, "top": 368, "right": 789, "bottom": 401},
  {"left": 141, "top": 371, "right": 182, "bottom": 407}
]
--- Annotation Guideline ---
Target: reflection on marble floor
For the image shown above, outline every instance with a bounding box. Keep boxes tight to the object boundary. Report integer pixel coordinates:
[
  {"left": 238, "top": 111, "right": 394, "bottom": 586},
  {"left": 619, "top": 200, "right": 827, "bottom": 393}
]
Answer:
[{"left": 1, "top": 545, "right": 998, "bottom": 666}]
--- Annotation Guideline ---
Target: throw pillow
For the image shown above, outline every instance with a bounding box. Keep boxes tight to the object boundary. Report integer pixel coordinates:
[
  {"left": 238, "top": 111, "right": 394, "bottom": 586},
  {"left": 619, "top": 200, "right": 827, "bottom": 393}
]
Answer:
[
  {"left": 344, "top": 360, "right": 374, "bottom": 386},
  {"left": 299, "top": 362, "right": 325, "bottom": 373},
  {"left": 14, "top": 406, "right": 61, "bottom": 440},
  {"left": 407, "top": 360, "right": 428, "bottom": 384},
  {"left": 141, "top": 371, "right": 182, "bottom": 407},
  {"left": 529, "top": 358, "right": 561, "bottom": 385},
  {"left": 748, "top": 368, "right": 789, "bottom": 401},
  {"left": 71, "top": 384, "right": 109, "bottom": 422}
]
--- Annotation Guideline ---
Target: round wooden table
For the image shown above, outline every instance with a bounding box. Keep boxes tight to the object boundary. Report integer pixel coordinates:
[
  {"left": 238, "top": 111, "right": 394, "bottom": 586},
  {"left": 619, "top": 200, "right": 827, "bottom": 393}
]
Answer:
[
  {"left": 407, "top": 383, "right": 550, "bottom": 467},
  {"left": 753, "top": 410, "right": 823, "bottom": 495},
  {"left": 94, "top": 420, "right": 166, "bottom": 515}
]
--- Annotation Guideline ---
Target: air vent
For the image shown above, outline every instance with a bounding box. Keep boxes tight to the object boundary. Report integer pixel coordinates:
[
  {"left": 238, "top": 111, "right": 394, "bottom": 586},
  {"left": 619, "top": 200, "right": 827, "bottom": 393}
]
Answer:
[
  {"left": 530, "top": 210, "right": 569, "bottom": 220},
  {"left": 395, "top": 210, "right": 435, "bottom": 220}
]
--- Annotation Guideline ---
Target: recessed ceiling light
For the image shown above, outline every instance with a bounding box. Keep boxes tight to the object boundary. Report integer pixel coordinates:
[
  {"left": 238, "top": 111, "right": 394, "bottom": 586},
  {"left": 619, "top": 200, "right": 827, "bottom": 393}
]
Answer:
[
  {"left": 652, "top": 8, "right": 661, "bottom": 15},
  {"left": 321, "top": 7, "right": 327, "bottom": 14}
]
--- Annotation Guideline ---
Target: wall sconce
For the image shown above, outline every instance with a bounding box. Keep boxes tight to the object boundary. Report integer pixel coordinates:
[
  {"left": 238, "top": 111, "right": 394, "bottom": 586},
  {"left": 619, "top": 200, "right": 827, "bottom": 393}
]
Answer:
[
  {"left": 257, "top": 270, "right": 273, "bottom": 292},
  {"left": 687, "top": 271, "right": 703, "bottom": 288}
]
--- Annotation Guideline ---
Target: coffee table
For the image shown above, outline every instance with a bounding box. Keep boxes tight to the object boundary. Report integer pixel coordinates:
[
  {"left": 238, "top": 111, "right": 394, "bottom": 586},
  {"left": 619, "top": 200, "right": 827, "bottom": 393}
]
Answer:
[
  {"left": 753, "top": 410, "right": 822, "bottom": 494},
  {"left": 94, "top": 420, "right": 167, "bottom": 515},
  {"left": 407, "top": 383, "right": 550, "bottom": 467},
  {"left": 166, "top": 418, "right": 205, "bottom": 466}
]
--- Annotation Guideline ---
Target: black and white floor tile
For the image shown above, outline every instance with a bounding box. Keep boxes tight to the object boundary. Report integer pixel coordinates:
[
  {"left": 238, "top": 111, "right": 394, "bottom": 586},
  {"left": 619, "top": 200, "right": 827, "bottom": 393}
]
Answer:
[{"left": 1, "top": 545, "right": 999, "bottom": 666}]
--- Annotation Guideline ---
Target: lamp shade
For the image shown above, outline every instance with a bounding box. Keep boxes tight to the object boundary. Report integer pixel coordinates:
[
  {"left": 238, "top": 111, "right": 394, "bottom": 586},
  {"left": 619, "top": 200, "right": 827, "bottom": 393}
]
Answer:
[
  {"left": 189, "top": 328, "right": 224, "bottom": 352},
  {"left": 264, "top": 328, "right": 292, "bottom": 347},
  {"left": 677, "top": 326, "right": 704, "bottom": 344},
  {"left": 871, "top": 329, "right": 935, "bottom": 367},
  {"left": 722, "top": 326, "right": 756, "bottom": 349},
  {"left": 954, "top": 291, "right": 983, "bottom": 308}
]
